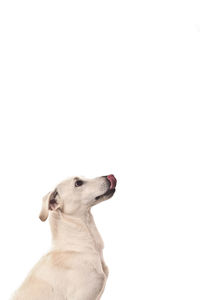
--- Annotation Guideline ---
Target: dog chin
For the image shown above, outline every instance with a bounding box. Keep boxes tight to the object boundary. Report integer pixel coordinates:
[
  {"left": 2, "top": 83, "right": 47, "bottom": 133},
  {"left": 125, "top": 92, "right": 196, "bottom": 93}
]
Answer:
[{"left": 94, "top": 188, "right": 116, "bottom": 203}]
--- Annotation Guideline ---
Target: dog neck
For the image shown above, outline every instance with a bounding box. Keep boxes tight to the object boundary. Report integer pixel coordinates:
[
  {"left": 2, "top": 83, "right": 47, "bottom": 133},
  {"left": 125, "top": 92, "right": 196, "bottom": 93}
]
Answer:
[{"left": 49, "top": 209, "right": 104, "bottom": 254}]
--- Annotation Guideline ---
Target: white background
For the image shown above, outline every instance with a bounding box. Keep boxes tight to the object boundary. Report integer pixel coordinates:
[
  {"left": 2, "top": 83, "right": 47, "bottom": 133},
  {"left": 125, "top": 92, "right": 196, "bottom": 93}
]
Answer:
[{"left": 0, "top": 0, "right": 200, "bottom": 299}]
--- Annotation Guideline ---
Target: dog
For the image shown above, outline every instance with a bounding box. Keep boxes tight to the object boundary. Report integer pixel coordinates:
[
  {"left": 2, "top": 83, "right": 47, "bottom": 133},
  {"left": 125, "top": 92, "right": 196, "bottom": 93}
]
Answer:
[{"left": 11, "top": 174, "right": 117, "bottom": 300}]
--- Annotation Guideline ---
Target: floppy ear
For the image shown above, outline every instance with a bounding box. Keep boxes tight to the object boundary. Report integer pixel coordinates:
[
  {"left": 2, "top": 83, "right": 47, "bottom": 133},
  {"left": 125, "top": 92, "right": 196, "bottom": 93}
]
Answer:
[{"left": 39, "top": 189, "right": 61, "bottom": 222}]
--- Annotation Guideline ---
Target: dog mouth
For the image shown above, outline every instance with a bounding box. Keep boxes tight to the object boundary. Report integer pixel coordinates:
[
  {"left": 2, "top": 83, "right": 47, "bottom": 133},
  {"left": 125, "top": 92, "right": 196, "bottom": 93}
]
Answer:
[
  {"left": 95, "top": 174, "right": 117, "bottom": 201},
  {"left": 95, "top": 188, "right": 116, "bottom": 200}
]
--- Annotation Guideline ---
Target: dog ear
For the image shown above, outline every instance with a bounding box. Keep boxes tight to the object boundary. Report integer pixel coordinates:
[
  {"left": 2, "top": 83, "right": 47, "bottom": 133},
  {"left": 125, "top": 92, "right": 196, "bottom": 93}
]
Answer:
[{"left": 39, "top": 189, "right": 60, "bottom": 222}]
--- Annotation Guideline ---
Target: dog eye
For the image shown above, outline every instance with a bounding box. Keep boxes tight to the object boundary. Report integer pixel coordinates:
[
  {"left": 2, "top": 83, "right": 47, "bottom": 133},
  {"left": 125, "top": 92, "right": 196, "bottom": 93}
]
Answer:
[{"left": 75, "top": 180, "right": 83, "bottom": 187}]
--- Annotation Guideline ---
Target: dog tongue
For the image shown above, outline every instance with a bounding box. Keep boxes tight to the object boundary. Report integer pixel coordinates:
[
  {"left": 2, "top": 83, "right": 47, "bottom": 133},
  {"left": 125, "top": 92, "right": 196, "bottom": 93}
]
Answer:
[{"left": 107, "top": 174, "right": 117, "bottom": 189}]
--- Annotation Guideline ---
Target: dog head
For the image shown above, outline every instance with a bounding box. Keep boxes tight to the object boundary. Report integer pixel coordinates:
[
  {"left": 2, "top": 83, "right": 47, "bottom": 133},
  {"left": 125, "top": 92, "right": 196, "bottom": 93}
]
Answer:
[{"left": 39, "top": 175, "right": 117, "bottom": 221}]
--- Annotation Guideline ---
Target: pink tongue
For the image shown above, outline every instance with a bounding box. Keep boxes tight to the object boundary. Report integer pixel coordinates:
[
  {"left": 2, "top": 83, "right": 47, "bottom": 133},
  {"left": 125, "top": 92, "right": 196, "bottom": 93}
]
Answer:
[{"left": 107, "top": 175, "right": 117, "bottom": 189}]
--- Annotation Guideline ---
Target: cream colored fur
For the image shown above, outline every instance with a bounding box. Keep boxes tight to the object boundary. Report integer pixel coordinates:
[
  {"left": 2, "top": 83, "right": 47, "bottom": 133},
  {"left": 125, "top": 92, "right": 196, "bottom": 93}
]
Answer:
[{"left": 11, "top": 175, "right": 116, "bottom": 300}]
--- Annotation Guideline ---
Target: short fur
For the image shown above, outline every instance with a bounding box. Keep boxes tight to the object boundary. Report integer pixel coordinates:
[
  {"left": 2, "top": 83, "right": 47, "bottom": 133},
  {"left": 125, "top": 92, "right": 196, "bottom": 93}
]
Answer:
[{"left": 11, "top": 175, "right": 116, "bottom": 300}]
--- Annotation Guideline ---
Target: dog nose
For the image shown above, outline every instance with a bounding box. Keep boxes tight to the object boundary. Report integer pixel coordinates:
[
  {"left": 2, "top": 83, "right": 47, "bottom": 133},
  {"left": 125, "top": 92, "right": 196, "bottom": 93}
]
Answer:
[{"left": 106, "top": 174, "right": 117, "bottom": 189}]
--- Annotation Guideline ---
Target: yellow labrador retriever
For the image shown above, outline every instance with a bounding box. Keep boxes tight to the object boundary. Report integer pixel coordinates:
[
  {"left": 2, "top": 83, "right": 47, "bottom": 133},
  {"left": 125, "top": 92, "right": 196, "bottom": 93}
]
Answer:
[{"left": 11, "top": 174, "right": 117, "bottom": 300}]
